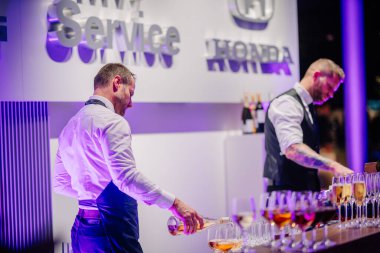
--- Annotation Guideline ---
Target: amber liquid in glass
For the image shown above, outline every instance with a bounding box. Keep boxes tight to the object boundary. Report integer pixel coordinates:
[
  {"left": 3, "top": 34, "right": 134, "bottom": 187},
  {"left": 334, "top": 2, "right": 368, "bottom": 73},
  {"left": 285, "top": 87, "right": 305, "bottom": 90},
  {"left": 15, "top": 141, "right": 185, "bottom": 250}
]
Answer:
[
  {"left": 208, "top": 239, "right": 242, "bottom": 252},
  {"left": 332, "top": 184, "right": 344, "bottom": 205},
  {"left": 271, "top": 210, "right": 292, "bottom": 228},
  {"left": 353, "top": 181, "right": 366, "bottom": 205},
  {"left": 208, "top": 239, "right": 219, "bottom": 250},
  {"left": 342, "top": 183, "right": 352, "bottom": 204}
]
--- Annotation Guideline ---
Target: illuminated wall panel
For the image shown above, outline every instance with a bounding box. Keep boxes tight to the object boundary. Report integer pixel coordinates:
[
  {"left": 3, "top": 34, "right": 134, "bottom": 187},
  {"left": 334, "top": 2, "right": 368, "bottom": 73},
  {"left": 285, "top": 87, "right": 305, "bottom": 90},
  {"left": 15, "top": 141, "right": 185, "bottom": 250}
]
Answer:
[{"left": 0, "top": 101, "right": 52, "bottom": 251}]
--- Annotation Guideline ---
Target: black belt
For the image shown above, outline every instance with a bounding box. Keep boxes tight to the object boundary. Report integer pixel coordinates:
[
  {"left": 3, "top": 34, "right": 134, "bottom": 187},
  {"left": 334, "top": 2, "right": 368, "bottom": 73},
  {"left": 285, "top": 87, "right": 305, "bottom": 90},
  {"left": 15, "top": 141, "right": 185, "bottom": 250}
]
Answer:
[{"left": 78, "top": 208, "right": 101, "bottom": 219}]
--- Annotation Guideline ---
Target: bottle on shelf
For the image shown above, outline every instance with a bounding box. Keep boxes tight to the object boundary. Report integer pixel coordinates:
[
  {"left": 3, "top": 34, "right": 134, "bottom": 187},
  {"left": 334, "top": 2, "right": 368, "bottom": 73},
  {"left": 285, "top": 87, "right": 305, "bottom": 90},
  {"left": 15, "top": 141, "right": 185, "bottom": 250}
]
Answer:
[
  {"left": 167, "top": 215, "right": 232, "bottom": 236},
  {"left": 255, "top": 93, "right": 265, "bottom": 133},
  {"left": 249, "top": 94, "right": 257, "bottom": 133},
  {"left": 242, "top": 94, "right": 254, "bottom": 134}
]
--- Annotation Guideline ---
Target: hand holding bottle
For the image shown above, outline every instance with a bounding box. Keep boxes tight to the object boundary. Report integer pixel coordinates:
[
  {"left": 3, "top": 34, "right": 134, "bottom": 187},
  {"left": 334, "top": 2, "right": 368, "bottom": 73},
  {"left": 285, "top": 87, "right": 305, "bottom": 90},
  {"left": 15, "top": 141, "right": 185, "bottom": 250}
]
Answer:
[
  {"left": 168, "top": 215, "right": 232, "bottom": 236},
  {"left": 169, "top": 198, "right": 204, "bottom": 235}
]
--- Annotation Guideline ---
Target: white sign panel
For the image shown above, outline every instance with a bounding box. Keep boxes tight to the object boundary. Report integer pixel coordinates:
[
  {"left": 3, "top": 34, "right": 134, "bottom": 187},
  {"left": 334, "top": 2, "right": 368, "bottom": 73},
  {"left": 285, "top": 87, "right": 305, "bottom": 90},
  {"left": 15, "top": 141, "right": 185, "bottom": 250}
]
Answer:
[{"left": 0, "top": 0, "right": 299, "bottom": 102}]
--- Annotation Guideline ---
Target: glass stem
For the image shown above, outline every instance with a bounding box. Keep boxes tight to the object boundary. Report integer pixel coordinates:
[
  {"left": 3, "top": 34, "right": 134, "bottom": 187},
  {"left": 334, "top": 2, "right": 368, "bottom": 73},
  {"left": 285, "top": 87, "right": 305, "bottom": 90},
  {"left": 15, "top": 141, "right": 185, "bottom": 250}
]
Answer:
[
  {"left": 291, "top": 225, "right": 296, "bottom": 243},
  {"left": 355, "top": 204, "right": 357, "bottom": 225},
  {"left": 242, "top": 229, "right": 249, "bottom": 249},
  {"left": 345, "top": 204, "right": 348, "bottom": 225},
  {"left": 311, "top": 229, "right": 316, "bottom": 245},
  {"left": 338, "top": 205, "right": 342, "bottom": 227},
  {"left": 323, "top": 224, "right": 328, "bottom": 242},
  {"left": 372, "top": 199, "right": 375, "bottom": 224},
  {"left": 271, "top": 223, "right": 276, "bottom": 242},
  {"left": 302, "top": 231, "right": 307, "bottom": 247},
  {"left": 280, "top": 228, "right": 285, "bottom": 245}
]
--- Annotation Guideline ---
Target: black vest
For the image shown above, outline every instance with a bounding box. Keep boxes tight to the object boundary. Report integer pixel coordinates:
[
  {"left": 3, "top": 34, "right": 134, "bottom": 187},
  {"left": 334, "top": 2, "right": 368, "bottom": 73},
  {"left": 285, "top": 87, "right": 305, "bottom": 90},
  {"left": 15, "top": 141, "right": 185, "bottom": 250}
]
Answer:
[{"left": 263, "top": 89, "right": 321, "bottom": 192}]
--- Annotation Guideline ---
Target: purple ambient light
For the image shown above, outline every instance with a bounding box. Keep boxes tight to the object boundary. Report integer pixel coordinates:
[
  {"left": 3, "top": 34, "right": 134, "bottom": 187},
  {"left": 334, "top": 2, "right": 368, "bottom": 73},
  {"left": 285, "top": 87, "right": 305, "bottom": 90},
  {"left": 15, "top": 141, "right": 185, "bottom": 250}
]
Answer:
[
  {"left": 0, "top": 102, "right": 52, "bottom": 250},
  {"left": 341, "top": 0, "right": 367, "bottom": 172}
]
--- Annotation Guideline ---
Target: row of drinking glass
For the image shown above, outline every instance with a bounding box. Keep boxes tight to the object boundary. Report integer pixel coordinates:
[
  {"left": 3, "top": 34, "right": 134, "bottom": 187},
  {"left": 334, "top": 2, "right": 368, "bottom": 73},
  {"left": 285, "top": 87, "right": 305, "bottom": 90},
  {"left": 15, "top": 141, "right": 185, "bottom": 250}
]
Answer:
[
  {"left": 259, "top": 190, "right": 336, "bottom": 252},
  {"left": 208, "top": 172, "right": 380, "bottom": 252},
  {"left": 207, "top": 220, "right": 271, "bottom": 253},
  {"left": 331, "top": 172, "right": 380, "bottom": 229},
  {"left": 209, "top": 177, "right": 377, "bottom": 253}
]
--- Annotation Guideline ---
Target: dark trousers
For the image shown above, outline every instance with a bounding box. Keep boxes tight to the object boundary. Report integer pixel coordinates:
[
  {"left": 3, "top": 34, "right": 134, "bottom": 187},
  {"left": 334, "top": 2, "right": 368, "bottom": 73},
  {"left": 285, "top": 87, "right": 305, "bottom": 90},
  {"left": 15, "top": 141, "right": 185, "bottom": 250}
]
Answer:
[
  {"left": 71, "top": 215, "right": 111, "bottom": 253},
  {"left": 72, "top": 181, "right": 143, "bottom": 253}
]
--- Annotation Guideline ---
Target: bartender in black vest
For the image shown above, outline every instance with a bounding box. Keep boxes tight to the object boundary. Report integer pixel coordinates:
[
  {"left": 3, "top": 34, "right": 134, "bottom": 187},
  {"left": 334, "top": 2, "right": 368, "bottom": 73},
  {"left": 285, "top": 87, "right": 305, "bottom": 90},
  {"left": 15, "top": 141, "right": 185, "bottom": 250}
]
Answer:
[{"left": 264, "top": 58, "right": 353, "bottom": 192}]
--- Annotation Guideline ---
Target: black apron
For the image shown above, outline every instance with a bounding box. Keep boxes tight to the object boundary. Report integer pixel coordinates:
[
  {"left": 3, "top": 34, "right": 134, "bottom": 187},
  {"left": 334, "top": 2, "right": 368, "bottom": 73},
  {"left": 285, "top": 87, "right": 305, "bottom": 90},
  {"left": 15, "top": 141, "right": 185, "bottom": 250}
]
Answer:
[
  {"left": 96, "top": 181, "right": 143, "bottom": 253},
  {"left": 85, "top": 99, "right": 143, "bottom": 253}
]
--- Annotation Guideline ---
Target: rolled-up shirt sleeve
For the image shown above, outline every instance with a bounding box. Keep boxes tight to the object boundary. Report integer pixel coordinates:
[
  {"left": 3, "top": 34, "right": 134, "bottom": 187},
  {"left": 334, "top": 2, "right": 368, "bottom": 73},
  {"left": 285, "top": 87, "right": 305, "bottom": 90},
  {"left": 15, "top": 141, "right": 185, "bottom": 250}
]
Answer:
[
  {"left": 268, "top": 95, "right": 304, "bottom": 154},
  {"left": 101, "top": 117, "right": 175, "bottom": 209}
]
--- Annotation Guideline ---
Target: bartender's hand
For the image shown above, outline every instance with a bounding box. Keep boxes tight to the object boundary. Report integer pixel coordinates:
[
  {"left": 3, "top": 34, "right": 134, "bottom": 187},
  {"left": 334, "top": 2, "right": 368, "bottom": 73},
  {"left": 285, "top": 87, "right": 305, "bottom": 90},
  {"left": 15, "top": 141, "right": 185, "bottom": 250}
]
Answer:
[
  {"left": 330, "top": 161, "right": 353, "bottom": 176},
  {"left": 285, "top": 143, "right": 354, "bottom": 176},
  {"left": 169, "top": 198, "right": 204, "bottom": 235}
]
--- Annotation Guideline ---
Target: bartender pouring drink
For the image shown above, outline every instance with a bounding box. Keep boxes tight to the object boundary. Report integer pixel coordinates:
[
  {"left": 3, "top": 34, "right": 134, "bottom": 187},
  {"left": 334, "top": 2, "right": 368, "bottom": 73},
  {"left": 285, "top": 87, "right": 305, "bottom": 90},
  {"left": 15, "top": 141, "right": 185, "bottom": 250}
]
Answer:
[
  {"left": 53, "top": 63, "right": 203, "bottom": 253},
  {"left": 264, "top": 58, "right": 353, "bottom": 192}
]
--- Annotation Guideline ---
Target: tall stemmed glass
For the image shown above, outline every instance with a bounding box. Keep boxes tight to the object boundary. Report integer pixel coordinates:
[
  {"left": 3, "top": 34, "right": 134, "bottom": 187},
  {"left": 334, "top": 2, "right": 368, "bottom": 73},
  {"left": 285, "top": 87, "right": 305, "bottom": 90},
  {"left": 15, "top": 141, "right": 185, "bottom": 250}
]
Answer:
[
  {"left": 259, "top": 192, "right": 272, "bottom": 247},
  {"left": 312, "top": 192, "right": 337, "bottom": 250},
  {"left": 347, "top": 174, "right": 356, "bottom": 228},
  {"left": 290, "top": 191, "right": 316, "bottom": 252},
  {"left": 364, "top": 173, "right": 375, "bottom": 227},
  {"left": 281, "top": 191, "right": 300, "bottom": 252},
  {"left": 352, "top": 173, "right": 366, "bottom": 228},
  {"left": 269, "top": 191, "right": 292, "bottom": 249},
  {"left": 231, "top": 197, "right": 256, "bottom": 252},
  {"left": 207, "top": 224, "right": 242, "bottom": 253},
  {"left": 343, "top": 175, "right": 353, "bottom": 228},
  {"left": 374, "top": 173, "right": 380, "bottom": 226},
  {"left": 332, "top": 176, "right": 344, "bottom": 228}
]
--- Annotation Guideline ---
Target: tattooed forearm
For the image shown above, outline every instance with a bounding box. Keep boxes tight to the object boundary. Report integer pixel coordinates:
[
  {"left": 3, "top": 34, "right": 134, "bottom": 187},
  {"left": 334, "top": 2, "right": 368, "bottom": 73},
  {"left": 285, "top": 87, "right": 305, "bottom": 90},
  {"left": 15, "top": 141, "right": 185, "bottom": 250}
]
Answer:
[{"left": 285, "top": 143, "right": 333, "bottom": 171}]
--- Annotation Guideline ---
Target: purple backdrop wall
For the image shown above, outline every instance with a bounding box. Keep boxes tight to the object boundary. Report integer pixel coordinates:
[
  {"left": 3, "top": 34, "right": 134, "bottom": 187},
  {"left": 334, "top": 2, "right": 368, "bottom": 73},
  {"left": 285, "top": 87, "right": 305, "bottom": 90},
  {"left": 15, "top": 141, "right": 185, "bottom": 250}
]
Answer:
[{"left": 0, "top": 101, "right": 53, "bottom": 251}]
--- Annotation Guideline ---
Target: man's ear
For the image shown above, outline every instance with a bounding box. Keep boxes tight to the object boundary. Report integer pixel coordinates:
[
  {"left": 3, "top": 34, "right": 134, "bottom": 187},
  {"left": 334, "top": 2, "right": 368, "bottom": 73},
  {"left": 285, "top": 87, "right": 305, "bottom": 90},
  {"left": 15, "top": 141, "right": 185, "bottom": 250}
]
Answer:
[
  {"left": 112, "top": 75, "right": 122, "bottom": 92},
  {"left": 313, "top": 71, "right": 321, "bottom": 80}
]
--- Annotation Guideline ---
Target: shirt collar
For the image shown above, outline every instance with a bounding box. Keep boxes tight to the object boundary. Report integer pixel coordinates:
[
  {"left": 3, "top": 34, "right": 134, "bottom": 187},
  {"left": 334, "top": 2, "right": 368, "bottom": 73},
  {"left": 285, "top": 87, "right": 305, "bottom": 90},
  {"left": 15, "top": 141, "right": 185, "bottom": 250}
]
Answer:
[
  {"left": 294, "top": 82, "right": 313, "bottom": 105},
  {"left": 89, "top": 95, "right": 115, "bottom": 113}
]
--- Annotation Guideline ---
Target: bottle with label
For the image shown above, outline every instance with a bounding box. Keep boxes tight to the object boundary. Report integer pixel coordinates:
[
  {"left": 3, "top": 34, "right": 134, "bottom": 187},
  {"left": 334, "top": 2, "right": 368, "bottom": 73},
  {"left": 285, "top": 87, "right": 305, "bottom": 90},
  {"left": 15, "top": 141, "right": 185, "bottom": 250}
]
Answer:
[
  {"left": 242, "top": 95, "right": 254, "bottom": 134},
  {"left": 167, "top": 216, "right": 232, "bottom": 236},
  {"left": 255, "top": 93, "right": 265, "bottom": 133},
  {"left": 249, "top": 94, "right": 257, "bottom": 133}
]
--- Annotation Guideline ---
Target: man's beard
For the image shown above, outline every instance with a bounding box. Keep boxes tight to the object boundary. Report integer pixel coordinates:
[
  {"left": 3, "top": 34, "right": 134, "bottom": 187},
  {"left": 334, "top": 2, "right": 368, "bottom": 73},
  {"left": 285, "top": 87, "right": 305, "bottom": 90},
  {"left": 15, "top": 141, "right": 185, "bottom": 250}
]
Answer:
[
  {"left": 114, "top": 99, "right": 127, "bottom": 116},
  {"left": 311, "top": 89, "right": 324, "bottom": 104},
  {"left": 116, "top": 107, "right": 126, "bottom": 116}
]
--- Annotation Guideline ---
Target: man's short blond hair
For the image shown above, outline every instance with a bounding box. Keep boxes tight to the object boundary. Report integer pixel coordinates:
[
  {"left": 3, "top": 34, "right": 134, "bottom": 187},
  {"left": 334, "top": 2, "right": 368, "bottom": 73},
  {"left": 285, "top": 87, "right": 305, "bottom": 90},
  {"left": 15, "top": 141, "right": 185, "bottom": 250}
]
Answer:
[
  {"left": 304, "top": 58, "right": 345, "bottom": 82},
  {"left": 94, "top": 63, "right": 135, "bottom": 89}
]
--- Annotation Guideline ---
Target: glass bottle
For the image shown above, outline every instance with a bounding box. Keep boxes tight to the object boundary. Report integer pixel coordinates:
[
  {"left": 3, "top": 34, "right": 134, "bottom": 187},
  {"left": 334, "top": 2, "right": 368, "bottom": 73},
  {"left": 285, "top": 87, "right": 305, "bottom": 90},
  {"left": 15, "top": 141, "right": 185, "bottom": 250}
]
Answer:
[
  {"left": 255, "top": 93, "right": 265, "bottom": 133},
  {"left": 242, "top": 94, "right": 254, "bottom": 134},
  {"left": 249, "top": 94, "right": 257, "bottom": 133},
  {"left": 167, "top": 216, "right": 232, "bottom": 236}
]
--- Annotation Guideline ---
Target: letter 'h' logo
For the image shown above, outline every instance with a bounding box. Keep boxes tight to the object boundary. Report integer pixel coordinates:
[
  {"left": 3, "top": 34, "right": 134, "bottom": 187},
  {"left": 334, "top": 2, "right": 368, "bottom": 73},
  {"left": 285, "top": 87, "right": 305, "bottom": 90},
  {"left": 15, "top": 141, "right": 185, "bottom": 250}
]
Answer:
[{"left": 0, "top": 16, "right": 7, "bottom": 42}]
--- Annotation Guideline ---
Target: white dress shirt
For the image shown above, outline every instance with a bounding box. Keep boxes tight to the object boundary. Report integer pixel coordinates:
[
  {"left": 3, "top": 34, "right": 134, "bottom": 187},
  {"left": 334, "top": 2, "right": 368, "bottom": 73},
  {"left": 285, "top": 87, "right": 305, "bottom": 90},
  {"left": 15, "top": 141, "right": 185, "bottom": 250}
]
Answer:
[
  {"left": 53, "top": 95, "right": 175, "bottom": 210},
  {"left": 268, "top": 83, "right": 314, "bottom": 155}
]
